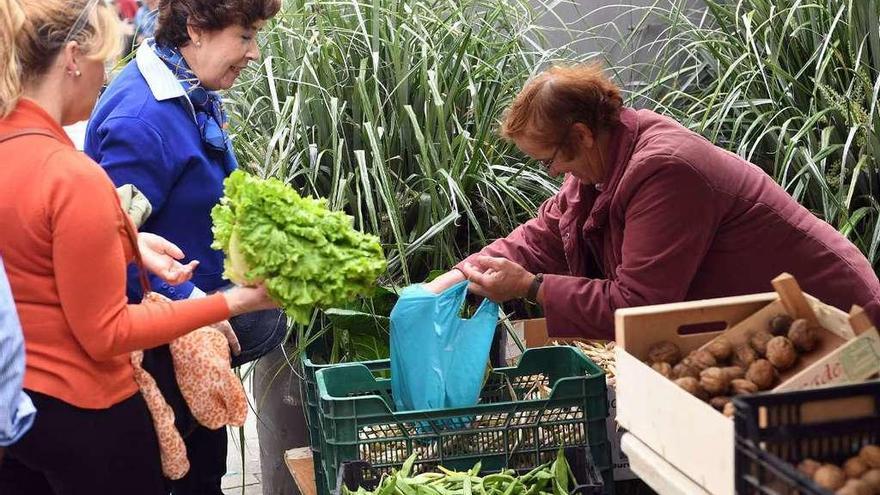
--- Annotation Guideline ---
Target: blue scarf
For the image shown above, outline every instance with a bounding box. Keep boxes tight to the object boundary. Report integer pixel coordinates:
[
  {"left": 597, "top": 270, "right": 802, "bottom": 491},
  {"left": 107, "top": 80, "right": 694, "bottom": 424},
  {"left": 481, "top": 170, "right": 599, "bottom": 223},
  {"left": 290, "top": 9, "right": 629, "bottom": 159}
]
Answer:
[{"left": 150, "top": 41, "right": 231, "bottom": 155}]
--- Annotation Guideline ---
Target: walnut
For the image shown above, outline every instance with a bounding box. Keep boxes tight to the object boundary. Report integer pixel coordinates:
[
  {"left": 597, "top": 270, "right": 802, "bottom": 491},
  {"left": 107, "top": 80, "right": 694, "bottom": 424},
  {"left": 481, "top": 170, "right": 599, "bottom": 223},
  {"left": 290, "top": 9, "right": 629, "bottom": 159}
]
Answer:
[
  {"left": 721, "top": 366, "right": 745, "bottom": 381},
  {"left": 797, "top": 459, "right": 821, "bottom": 478},
  {"left": 709, "top": 396, "right": 731, "bottom": 411},
  {"left": 672, "top": 362, "right": 700, "bottom": 379},
  {"left": 766, "top": 336, "right": 798, "bottom": 370},
  {"left": 674, "top": 377, "right": 707, "bottom": 399},
  {"left": 700, "top": 367, "right": 730, "bottom": 396},
  {"left": 722, "top": 401, "right": 735, "bottom": 417},
  {"left": 860, "top": 445, "right": 880, "bottom": 468},
  {"left": 844, "top": 457, "right": 869, "bottom": 479},
  {"left": 730, "top": 378, "right": 759, "bottom": 396},
  {"left": 769, "top": 314, "right": 794, "bottom": 335},
  {"left": 861, "top": 469, "right": 880, "bottom": 492},
  {"left": 706, "top": 337, "right": 733, "bottom": 362},
  {"left": 687, "top": 349, "right": 717, "bottom": 371},
  {"left": 749, "top": 330, "right": 774, "bottom": 357},
  {"left": 746, "top": 360, "right": 777, "bottom": 390},
  {"left": 651, "top": 361, "right": 673, "bottom": 378},
  {"left": 788, "top": 319, "right": 819, "bottom": 353},
  {"left": 814, "top": 464, "right": 847, "bottom": 491},
  {"left": 732, "top": 344, "right": 758, "bottom": 368},
  {"left": 835, "top": 479, "right": 872, "bottom": 495},
  {"left": 648, "top": 341, "right": 681, "bottom": 365}
]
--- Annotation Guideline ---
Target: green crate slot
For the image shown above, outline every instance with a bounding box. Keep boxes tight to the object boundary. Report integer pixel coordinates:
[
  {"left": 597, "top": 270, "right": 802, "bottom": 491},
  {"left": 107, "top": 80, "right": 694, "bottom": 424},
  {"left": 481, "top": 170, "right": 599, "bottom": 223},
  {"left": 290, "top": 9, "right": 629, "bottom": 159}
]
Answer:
[
  {"left": 301, "top": 354, "right": 390, "bottom": 495},
  {"left": 315, "top": 346, "right": 613, "bottom": 494}
]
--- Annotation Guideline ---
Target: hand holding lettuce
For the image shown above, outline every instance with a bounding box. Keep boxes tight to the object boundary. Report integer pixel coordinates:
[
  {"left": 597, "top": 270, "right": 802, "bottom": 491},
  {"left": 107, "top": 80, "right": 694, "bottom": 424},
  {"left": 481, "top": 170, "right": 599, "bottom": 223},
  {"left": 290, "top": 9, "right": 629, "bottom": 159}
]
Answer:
[{"left": 211, "top": 171, "right": 387, "bottom": 324}]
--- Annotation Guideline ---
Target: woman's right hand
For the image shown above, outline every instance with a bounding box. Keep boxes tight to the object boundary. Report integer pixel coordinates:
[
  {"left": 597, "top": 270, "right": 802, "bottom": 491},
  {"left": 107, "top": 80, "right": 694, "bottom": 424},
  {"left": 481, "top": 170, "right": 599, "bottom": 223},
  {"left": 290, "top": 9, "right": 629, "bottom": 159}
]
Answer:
[
  {"left": 223, "top": 284, "right": 279, "bottom": 316},
  {"left": 423, "top": 268, "right": 466, "bottom": 294},
  {"left": 138, "top": 232, "right": 199, "bottom": 285}
]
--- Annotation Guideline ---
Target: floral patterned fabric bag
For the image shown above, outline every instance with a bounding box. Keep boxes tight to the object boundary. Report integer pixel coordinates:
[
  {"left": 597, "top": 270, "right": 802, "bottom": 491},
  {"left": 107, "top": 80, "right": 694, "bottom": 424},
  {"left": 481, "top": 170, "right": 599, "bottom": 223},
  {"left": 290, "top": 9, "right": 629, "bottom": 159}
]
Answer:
[{"left": 123, "top": 220, "right": 248, "bottom": 480}]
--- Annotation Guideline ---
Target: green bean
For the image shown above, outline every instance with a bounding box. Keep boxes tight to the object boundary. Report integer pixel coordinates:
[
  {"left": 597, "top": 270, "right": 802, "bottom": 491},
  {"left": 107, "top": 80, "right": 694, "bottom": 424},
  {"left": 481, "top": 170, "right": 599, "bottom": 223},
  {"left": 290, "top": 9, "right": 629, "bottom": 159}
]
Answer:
[
  {"left": 518, "top": 462, "right": 550, "bottom": 483},
  {"left": 377, "top": 478, "right": 397, "bottom": 495},
  {"left": 523, "top": 477, "right": 549, "bottom": 495},
  {"left": 400, "top": 455, "right": 418, "bottom": 478},
  {"left": 395, "top": 478, "right": 416, "bottom": 495},
  {"left": 413, "top": 473, "right": 444, "bottom": 483},
  {"left": 501, "top": 479, "right": 522, "bottom": 495},
  {"left": 350, "top": 450, "right": 578, "bottom": 495},
  {"left": 481, "top": 474, "right": 516, "bottom": 486},
  {"left": 419, "top": 485, "right": 443, "bottom": 495},
  {"left": 438, "top": 467, "right": 466, "bottom": 477},
  {"left": 552, "top": 449, "right": 569, "bottom": 495}
]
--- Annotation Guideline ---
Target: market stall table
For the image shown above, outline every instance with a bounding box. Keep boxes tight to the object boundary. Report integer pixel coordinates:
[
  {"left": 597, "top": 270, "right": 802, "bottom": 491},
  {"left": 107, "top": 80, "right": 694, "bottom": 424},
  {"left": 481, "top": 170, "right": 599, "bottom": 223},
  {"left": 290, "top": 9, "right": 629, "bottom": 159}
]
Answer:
[{"left": 620, "top": 433, "right": 706, "bottom": 495}]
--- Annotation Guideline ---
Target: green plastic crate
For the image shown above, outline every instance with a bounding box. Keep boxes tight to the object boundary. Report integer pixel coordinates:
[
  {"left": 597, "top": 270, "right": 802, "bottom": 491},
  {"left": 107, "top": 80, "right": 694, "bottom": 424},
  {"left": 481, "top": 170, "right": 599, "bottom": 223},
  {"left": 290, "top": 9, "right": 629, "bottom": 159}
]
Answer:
[
  {"left": 315, "top": 346, "right": 612, "bottom": 495},
  {"left": 301, "top": 354, "right": 390, "bottom": 495}
]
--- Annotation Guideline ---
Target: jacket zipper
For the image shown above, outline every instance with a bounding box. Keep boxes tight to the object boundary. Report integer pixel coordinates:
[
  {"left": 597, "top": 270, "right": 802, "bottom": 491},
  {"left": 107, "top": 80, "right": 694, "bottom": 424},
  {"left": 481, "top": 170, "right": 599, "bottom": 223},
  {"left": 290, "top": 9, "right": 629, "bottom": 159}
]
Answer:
[{"left": 586, "top": 236, "right": 605, "bottom": 278}]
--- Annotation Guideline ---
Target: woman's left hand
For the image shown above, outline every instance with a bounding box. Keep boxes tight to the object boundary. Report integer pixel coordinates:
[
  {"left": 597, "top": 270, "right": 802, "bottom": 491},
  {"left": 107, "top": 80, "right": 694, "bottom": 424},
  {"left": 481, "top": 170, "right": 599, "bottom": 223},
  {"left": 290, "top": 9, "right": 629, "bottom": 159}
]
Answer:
[
  {"left": 210, "top": 320, "right": 242, "bottom": 356},
  {"left": 138, "top": 232, "right": 199, "bottom": 285},
  {"left": 458, "top": 255, "right": 534, "bottom": 303}
]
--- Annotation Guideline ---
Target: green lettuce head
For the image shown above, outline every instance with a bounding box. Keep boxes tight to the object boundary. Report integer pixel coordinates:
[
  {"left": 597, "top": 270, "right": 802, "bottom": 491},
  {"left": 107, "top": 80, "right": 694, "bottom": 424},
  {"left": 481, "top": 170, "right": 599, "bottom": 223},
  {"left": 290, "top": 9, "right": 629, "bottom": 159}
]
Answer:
[{"left": 211, "top": 170, "right": 387, "bottom": 324}]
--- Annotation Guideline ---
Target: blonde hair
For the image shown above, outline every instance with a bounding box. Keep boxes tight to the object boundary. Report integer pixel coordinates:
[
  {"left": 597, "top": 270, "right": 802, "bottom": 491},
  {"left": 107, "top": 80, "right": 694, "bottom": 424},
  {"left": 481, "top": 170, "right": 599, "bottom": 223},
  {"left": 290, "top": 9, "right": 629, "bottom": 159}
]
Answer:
[{"left": 0, "top": 0, "right": 121, "bottom": 119}]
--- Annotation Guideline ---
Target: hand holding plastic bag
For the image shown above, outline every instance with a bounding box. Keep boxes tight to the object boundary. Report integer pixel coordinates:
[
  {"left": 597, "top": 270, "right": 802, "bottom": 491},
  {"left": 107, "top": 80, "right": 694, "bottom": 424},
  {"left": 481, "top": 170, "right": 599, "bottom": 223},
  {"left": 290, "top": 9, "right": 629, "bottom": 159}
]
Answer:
[{"left": 390, "top": 281, "right": 499, "bottom": 412}]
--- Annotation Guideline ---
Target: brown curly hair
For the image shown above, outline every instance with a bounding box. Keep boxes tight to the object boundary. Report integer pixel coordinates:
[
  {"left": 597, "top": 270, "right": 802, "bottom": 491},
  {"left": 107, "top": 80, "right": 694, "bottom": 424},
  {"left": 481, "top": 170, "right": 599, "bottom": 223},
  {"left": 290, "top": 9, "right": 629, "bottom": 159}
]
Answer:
[
  {"left": 501, "top": 63, "right": 623, "bottom": 158},
  {"left": 155, "top": 0, "right": 281, "bottom": 48}
]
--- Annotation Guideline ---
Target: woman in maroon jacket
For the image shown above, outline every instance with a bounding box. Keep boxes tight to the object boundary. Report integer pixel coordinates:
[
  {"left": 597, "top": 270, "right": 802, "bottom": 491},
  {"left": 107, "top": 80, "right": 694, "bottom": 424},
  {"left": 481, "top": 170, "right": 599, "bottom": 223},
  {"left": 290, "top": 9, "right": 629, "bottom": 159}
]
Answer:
[{"left": 425, "top": 64, "right": 880, "bottom": 339}]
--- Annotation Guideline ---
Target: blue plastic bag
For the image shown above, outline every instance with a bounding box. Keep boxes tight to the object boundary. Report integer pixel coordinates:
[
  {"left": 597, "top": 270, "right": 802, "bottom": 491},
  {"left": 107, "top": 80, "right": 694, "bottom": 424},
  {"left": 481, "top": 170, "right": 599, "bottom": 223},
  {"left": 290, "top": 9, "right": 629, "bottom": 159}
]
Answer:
[{"left": 390, "top": 280, "right": 499, "bottom": 413}]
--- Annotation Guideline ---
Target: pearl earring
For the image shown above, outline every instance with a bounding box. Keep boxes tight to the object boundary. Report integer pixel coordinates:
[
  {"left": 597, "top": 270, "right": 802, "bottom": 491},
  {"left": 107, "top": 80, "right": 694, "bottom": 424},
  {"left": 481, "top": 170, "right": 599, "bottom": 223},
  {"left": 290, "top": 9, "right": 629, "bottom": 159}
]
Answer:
[
  {"left": 75, "top": 70, "right": 82, "bottom": 77},
  {"left": 196, "top": 41, "right": 202, "bottom": 47}
]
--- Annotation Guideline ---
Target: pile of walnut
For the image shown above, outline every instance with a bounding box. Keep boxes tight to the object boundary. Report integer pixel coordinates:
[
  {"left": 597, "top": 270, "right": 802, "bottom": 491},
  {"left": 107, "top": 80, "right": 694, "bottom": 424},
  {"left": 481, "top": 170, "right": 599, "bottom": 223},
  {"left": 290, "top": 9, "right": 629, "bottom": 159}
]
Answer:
[
  {"left": 646, "top": 314, "right": 820, "bottom": 418},
  {"left": 797, "top": 444, "right": 880, "bottom": 494}
]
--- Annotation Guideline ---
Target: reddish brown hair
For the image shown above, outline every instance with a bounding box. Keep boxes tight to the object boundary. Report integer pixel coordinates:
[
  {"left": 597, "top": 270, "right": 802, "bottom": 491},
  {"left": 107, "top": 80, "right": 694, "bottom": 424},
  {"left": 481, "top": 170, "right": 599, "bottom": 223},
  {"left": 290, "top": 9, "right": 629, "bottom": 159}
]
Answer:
[
  {"left": 155, "top": 0, "right": 281, "bottom": 47},
  {"left": 501, "top": 63, "right": 623, "bottom": 157}
]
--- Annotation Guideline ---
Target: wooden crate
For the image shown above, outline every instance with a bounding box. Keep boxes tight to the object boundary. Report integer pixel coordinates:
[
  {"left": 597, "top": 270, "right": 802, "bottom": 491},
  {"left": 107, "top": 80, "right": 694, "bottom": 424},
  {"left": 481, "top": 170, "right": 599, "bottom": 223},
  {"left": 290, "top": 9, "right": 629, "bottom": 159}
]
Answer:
[
  {"left": 285, "top": 448, "right": 317, "bottom": 495},
  {"left": 614, "top": 273, "right": 880, "bottom": 495}
]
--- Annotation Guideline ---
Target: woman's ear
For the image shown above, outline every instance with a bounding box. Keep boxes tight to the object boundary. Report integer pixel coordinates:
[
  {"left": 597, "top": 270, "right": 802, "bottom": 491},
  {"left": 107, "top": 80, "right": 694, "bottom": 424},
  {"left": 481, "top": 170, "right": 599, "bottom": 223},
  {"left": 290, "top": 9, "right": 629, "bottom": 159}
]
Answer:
[
  {"left": 572, "top": 122, "right": 595, "bottom": 150},
  {"left": 186, "top": 23, "right": 204, "bottom": 45},
  {"left": 62, "top": 41, "right": 81, "bottom": 76}
]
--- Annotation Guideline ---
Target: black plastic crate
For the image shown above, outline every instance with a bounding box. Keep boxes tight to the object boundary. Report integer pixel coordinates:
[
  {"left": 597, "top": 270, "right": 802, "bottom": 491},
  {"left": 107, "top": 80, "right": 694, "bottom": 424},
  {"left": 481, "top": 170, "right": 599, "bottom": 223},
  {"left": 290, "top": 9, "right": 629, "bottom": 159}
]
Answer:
[
  {"left": 734, "top": 381, "right": 880, "bottom": 494},
  {"left": 334, "top": 446, "right": 604, "bottom": 495}
]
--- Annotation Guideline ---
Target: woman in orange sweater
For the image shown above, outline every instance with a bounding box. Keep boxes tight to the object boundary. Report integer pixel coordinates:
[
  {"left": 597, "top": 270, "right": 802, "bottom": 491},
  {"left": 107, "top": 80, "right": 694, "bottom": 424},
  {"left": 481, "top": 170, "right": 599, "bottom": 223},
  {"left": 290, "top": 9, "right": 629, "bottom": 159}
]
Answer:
[{"left": 0, "top": 1, "right": 277, "bottom": 493}]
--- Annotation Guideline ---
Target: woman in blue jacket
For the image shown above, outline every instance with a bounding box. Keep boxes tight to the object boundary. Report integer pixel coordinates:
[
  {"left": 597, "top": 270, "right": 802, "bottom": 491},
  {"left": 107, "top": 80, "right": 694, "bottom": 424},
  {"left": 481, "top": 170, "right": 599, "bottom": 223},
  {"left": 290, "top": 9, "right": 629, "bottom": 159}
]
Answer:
[{"left": 85, "top": 0, "right": 283, "bottom": 493}]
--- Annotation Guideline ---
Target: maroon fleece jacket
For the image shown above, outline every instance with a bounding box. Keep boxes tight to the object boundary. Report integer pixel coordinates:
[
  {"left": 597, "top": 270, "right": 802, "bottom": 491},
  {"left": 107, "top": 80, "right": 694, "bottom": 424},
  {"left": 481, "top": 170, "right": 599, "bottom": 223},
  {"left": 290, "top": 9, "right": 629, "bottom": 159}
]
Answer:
[{"left": 461, "top": 108, "right": 880, "bottom": 339}]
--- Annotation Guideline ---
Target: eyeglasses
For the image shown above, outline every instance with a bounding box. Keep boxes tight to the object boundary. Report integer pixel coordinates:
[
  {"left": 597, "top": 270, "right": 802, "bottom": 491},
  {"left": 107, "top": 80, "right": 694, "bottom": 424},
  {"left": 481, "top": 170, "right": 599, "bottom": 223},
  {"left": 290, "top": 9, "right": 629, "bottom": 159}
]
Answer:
[
  {"left": 538, "top": 125, "right": 571, "bottom": 168},
  {"left": 539, "top": 142, "right": 564, "bottom": 168}
]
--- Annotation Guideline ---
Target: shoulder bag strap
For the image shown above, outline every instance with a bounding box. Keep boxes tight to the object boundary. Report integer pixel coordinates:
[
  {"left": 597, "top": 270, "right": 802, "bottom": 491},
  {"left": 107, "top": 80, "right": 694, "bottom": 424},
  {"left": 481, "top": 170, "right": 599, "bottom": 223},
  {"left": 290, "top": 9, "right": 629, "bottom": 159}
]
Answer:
[
  {"left": 0, "top": 127, "right": 153, "bottom": 295},
  {"left": 120, "top": 214, "right": 153, "bottom": 295},
  {"left": 0, "top": 128, "right": 59, "bottom": 143}
]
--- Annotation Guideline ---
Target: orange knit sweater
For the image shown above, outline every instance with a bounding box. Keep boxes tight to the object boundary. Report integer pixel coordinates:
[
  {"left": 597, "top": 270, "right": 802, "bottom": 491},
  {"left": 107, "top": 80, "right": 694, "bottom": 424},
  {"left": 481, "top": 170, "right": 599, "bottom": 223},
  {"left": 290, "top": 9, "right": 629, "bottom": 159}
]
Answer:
[{"left": 0, "top": 99, "right": 230, "bottom": 409}]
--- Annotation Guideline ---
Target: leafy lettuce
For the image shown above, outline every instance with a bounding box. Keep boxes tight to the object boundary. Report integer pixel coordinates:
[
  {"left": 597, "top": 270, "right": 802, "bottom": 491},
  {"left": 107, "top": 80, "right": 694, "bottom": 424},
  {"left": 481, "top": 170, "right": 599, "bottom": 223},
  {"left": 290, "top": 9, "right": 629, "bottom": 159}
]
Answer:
[{"left": 211, "top": 170, "right": 387, "bottom": 324}]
